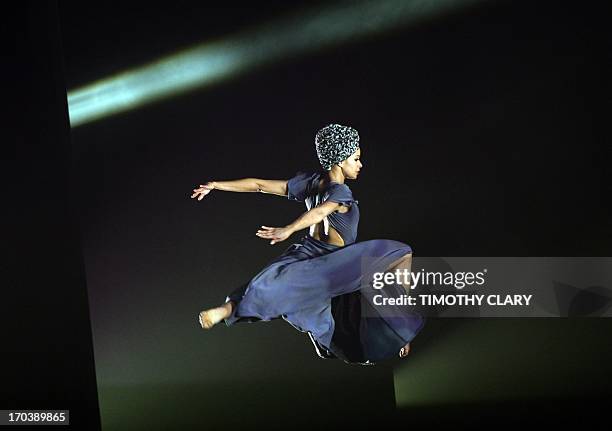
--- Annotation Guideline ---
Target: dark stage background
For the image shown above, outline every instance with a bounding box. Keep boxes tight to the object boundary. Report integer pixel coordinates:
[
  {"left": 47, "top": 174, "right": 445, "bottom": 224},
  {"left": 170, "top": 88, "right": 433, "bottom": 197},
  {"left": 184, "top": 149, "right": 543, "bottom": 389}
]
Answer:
[{"left": 3, "top": 0, "right": 610, "bottom": 430}]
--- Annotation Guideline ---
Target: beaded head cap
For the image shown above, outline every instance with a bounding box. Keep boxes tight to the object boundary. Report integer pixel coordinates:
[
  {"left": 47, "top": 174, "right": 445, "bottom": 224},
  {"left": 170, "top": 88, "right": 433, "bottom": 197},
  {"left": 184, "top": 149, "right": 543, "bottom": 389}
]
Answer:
[{"left": 315, "top": 124, "right": 360, "bottom": 171}]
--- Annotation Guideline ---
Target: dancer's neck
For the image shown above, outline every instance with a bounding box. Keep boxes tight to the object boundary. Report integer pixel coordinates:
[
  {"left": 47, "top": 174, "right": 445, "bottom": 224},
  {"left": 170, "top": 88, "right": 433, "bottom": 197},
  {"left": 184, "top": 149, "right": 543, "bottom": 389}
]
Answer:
[{"left": 326, "top": 167, "right": 345, "bottom": 184}]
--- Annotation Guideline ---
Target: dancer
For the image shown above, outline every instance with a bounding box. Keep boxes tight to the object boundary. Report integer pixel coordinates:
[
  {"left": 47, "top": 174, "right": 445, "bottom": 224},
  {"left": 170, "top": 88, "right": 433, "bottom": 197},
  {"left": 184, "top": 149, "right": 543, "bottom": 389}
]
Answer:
[{"left": 192, "top": 124, "right": 424, "bottom": 365}]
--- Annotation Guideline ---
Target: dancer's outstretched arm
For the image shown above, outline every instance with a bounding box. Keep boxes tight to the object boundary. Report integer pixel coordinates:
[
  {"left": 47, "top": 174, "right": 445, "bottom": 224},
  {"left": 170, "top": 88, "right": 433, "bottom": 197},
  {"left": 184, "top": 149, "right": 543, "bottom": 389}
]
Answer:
[
  {"left": 191, "top": 178, "right": 288, "bottom": 200},
  {"left": 256, "top": 200, "right": 341, "bottom": 245}
]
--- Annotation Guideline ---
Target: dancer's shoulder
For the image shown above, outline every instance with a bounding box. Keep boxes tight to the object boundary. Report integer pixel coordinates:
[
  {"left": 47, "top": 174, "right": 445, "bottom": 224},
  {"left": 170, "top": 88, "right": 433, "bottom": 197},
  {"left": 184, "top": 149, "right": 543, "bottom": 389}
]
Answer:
[
  {"left": 287, "top": 170, "right": 321, "bottom": 201},
  {"left": 325, "top": 182, "right": 357, "bottom": 207}
]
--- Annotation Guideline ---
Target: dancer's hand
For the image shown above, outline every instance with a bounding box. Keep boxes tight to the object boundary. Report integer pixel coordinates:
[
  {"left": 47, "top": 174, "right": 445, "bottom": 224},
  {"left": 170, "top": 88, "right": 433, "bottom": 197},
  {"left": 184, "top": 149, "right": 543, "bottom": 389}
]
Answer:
[
  {"left": 191, "top": 182, "right": 215, "bottom": 201},
  {"left": 256, "top": 226, "right": 292, "bottom": 245}
]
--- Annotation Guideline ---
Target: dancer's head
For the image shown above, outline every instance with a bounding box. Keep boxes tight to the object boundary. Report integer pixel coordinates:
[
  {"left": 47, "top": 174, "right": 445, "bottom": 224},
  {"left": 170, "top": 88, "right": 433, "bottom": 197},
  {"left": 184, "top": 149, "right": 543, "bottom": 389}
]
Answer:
[{"left": 315, "top": 123, "right": 362, "bottom": 179}]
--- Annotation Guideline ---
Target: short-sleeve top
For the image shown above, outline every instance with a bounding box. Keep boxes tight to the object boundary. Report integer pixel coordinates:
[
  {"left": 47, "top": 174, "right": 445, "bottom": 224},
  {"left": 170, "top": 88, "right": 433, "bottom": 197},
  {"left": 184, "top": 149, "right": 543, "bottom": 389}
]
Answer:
[{"left": 287, "top": 171, "right": 360, "bottom": 245}]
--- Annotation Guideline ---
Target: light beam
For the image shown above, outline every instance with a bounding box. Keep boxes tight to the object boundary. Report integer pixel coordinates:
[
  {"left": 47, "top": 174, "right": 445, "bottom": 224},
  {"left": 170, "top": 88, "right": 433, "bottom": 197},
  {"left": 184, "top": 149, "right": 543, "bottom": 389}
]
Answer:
[{"left": 67, "top": 0, "right": 481, "bottom": 127}]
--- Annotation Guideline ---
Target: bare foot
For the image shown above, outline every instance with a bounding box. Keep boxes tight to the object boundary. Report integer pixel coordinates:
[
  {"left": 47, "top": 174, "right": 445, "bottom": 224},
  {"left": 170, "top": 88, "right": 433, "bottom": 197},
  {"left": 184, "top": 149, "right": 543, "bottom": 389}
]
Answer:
[
  {"left": 399, "top": 343, "right": 411, "bottom": 358},
  {"left": 198, "top": 302, "right": 233, "bottom": 329}
]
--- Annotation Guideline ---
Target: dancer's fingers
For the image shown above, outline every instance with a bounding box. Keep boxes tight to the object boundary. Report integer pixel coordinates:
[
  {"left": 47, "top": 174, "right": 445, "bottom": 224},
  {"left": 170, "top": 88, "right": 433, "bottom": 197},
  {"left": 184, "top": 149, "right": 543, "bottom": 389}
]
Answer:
[{"left": 257, "top": 228, "right": 285, "bottom": 239}]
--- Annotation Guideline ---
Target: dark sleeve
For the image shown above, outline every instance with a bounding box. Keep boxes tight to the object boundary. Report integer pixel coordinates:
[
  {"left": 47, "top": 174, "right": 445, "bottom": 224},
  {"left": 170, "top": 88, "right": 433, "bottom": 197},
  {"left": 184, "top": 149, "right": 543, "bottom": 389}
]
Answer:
[
  {"left": 287, "top": 171, "right": 317, "bottom": 202},
  {"left": 325, "top": 183, "right": 358, "bottom": 207}
]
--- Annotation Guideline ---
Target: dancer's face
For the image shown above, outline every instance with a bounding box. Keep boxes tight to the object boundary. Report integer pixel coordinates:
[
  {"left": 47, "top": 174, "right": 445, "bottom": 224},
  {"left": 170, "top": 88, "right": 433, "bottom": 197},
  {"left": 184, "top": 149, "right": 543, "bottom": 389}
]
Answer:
[{"left": 339, "top": 148, "right": 362, "bottom": 180}]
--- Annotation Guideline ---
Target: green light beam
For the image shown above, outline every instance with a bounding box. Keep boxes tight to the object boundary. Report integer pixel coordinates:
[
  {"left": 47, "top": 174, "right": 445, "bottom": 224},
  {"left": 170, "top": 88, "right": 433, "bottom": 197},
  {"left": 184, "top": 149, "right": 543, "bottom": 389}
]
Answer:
[
  {"left": 67, "top": 0, "right": 481, "bottom": 127},
  {"left": 394, "top": 319, "right": 612, "bottom": 407}
]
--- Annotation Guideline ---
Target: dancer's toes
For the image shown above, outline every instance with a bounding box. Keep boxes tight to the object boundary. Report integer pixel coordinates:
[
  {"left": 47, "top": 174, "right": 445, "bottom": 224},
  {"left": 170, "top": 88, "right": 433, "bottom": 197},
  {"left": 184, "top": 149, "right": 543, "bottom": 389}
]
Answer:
[
  {"left": 199, "top": 309, "right": 217, "bottom": 329},
  {"left": 199, "top": 302, "right": 235, "bottom": 329},
  {"left": 399, "top": 343, "right": 411, "bottom": 358}
]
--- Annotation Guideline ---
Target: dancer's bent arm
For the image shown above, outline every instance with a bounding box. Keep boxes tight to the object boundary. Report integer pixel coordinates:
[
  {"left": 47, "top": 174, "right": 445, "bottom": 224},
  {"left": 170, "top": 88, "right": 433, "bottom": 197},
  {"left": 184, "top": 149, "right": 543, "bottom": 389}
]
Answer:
[
  {"left": 191, "top": 178, "right": 288, "bottom": 199},
  {"left": 256, "top": 201, "right": 341, "bottom": 245}
]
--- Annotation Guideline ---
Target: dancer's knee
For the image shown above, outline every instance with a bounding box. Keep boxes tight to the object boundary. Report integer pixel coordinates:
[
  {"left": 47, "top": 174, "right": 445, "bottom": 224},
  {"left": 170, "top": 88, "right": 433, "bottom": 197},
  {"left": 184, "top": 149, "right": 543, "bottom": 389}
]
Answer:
[{"left": 399, "top": 251, "right": 412, "bottom": 262}]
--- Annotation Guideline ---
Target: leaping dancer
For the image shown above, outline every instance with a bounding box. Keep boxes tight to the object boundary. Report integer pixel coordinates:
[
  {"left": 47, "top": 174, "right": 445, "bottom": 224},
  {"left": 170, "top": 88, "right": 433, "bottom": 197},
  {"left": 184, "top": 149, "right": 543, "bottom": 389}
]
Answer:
[{"left": 192, "top": 124, "right": 424, "bottom": 364}]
